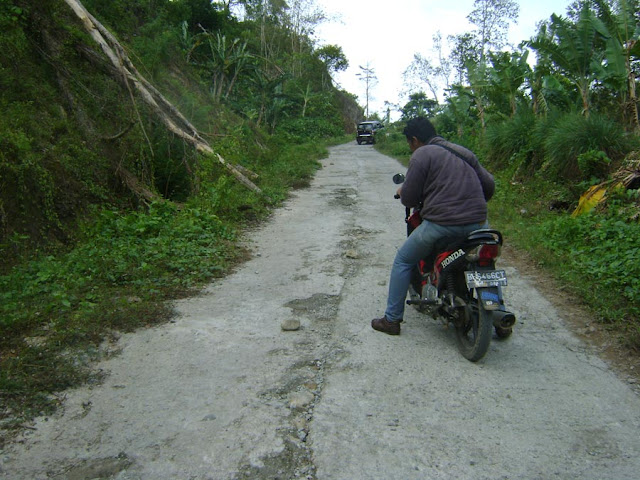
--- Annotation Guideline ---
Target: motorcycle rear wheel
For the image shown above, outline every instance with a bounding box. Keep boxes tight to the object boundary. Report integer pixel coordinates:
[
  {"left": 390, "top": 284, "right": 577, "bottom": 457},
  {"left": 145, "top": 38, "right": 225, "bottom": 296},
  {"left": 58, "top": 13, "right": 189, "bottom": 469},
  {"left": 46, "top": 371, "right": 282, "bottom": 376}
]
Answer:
[{"left": 455, "top": 295, "right": 493, "bottom": 362}]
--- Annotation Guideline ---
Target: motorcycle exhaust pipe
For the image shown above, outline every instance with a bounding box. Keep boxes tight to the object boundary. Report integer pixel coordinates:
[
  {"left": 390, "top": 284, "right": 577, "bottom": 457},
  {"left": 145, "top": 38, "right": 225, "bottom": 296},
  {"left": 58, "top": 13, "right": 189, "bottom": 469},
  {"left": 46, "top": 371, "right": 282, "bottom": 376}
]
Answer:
[{"left": 492, "top": 310, "right": 516, "bottom": 329}]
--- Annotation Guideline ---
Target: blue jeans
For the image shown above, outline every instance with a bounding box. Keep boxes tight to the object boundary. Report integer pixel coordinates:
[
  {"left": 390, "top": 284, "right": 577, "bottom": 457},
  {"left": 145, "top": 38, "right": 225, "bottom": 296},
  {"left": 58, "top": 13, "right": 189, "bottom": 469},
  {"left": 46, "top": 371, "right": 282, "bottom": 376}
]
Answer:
[{"left": 384, "top": 219, "right": 487, "bottom": 322}]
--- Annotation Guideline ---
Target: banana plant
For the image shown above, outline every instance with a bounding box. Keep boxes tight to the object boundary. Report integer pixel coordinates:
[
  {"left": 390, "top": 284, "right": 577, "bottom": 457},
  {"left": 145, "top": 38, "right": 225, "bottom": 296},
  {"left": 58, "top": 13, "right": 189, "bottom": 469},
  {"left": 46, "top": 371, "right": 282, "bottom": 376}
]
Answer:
[
  {"left": 465, "top": 61, "right": 489, "bottom": 132},
  {"left": 442, "top": 85, "right": 474, "bottom": 138},
  {"left": 526, "top": 4, "right": 608, "bottom": 117},
  {"left": 593, "top": 0, "right": 640, "bottom": 131},
  {"left": 487, "top": 49, "right": 532, "bottom": 117},
  {"left": 247, "top": 69, "right": 292, "bottom": 129},
  {"left": 186, "top": 28, "right": 253, "bottom": 102}
]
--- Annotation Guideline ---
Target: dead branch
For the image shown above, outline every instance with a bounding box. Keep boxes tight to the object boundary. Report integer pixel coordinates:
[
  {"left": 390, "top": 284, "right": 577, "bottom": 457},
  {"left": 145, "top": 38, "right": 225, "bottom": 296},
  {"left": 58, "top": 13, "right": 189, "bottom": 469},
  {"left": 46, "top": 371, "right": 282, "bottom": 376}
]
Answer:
[
  {"left": 115, "top": 165, "right": 161, "bottom": 204},
  {"left": 216, "top": 154, "right": 261, "bottom": 192},
  {"left": 234, "top": 164, "right": 259, "bottom": 180},
  {"left": 102, "top": 121, "right": 137, "bottom": 141}
]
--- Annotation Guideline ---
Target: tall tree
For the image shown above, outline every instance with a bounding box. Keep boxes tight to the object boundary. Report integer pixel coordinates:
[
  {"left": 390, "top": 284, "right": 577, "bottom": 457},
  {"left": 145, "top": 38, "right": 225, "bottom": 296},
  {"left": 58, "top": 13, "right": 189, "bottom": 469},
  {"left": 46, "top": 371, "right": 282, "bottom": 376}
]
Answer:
[
  {"left": 238, "top": 0, "right": 288, "bottom": 70},
  {"left": 467, "top": 0, "right": 520, "bottom": 63},
  {"left": 284, "top": 0, "right": 327, "bottom": 50},
  {"left": 448, "top": 32, "right": 481, "bottom": 84},
  {"left": 315, "top": 44, "right": 348, "bottom": 88},
  {"left": 238, "top": 0, "right": 328, "bottom": 77},
  {"left": 315, "top": 44, "right": 348, "bottom": 75}
]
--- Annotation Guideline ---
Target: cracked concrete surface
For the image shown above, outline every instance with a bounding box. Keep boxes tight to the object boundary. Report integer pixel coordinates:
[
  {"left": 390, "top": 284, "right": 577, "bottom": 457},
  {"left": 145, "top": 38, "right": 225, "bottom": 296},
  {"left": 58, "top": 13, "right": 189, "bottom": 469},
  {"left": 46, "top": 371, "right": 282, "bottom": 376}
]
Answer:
[{"left": 2, "top": 142, "right": 640, "bottom": 479}]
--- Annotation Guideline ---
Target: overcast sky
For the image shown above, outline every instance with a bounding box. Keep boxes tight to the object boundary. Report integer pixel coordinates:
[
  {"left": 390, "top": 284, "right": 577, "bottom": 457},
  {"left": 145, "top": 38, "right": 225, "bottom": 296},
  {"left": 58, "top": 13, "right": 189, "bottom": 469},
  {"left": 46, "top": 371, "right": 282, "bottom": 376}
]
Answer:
[{"left": 313, "top": 0, "right": 573, "bottom": 120}]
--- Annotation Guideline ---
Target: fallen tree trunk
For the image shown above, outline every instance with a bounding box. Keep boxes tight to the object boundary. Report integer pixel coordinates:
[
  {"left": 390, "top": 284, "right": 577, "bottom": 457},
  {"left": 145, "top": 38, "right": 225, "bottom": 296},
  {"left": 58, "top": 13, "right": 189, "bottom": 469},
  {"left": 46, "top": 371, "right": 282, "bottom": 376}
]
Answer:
[{"left": 62, "top": 0, "right": 262, "bottom": 194}]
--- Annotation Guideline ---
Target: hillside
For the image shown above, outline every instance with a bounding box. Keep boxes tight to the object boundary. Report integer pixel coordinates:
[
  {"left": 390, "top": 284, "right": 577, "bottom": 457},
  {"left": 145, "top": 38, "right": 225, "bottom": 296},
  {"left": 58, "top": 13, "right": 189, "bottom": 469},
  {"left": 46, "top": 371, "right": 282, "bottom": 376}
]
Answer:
[
  {"left": 0, "top": 0, "right": 358, "bottom": 432},
  {"left": 0, "top": 0, "right": 360, "bottom": 255}
]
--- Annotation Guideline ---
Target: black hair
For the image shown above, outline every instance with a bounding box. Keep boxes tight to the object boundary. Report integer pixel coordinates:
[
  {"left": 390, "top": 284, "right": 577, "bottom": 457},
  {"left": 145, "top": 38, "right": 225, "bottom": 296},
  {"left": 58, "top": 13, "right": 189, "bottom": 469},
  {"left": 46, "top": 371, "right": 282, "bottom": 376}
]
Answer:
[{"left": 402, "top": 117, "right": 437, "bottom": 143}]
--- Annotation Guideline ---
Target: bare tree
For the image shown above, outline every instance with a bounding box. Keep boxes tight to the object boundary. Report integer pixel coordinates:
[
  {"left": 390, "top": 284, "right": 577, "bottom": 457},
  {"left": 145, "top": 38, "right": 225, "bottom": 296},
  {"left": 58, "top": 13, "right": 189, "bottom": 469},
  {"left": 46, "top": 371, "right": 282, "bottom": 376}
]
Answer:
[
  {"left": 467, "top": 0, "right": 520, "bottom": 62},
  {"left": 357, "top": 63, "right": 377, "bottom": 118},
  {"left": 403, "top": 33, "right": 453, "bottom": 104},
  {"left": 403, "top": 55, "right": 441, "bottom": 103}
]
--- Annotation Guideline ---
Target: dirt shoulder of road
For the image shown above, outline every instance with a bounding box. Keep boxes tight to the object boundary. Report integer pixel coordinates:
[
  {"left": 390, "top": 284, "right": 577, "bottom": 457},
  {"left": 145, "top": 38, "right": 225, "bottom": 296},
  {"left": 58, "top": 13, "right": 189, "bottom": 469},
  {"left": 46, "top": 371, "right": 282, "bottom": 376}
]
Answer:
[{"left": 501, "top": 244, "right": 640, "bottom": 394}]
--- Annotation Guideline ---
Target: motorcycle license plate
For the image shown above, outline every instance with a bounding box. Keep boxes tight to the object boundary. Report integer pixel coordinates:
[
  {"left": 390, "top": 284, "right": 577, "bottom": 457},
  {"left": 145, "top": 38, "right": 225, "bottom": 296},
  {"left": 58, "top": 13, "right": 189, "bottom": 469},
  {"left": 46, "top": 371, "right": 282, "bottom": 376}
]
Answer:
[{"left": 465, "top": 270, "right": 508, "bottom": 288}]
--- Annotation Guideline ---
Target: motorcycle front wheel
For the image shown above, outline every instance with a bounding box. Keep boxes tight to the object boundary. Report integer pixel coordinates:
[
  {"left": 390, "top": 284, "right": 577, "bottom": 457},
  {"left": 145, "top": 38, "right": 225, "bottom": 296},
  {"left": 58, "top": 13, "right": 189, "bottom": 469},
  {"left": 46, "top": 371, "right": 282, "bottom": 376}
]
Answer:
[{"left": 455, "top": 293, "right": 493, "bottom": 362}]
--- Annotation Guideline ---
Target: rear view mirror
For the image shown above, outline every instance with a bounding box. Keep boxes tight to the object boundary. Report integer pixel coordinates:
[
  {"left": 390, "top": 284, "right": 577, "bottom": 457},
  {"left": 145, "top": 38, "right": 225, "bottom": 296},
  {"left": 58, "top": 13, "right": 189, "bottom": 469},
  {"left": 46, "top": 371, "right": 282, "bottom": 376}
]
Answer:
[{"left": 392, "top": 173, "right": 405, "bottom": 184}]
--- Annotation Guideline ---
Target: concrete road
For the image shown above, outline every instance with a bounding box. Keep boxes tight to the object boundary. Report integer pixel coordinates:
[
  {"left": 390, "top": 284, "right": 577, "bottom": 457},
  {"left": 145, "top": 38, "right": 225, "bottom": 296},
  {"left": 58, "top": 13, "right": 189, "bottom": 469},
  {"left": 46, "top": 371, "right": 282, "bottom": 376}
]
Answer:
[{"left": 2, "top": 142, "right": 640, "bottom": 480}]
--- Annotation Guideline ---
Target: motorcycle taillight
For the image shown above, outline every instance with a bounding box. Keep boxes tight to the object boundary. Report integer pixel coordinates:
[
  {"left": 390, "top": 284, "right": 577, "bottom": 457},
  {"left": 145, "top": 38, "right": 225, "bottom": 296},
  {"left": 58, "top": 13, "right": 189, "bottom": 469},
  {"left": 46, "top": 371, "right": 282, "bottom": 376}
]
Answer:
[
  {"left": 477, "top": 244, "right": 500, "bottom": 266},
  {"left": 466, "top": 244, "right": 501, "bottom": 265}
]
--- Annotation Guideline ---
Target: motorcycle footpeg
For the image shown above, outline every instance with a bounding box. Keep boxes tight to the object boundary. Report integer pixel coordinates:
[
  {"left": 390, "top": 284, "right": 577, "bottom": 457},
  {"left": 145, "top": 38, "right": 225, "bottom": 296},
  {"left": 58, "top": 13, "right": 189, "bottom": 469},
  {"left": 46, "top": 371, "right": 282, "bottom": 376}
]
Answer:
[{"left": 407, "top": 298, "right": 440, "bottom": 306}]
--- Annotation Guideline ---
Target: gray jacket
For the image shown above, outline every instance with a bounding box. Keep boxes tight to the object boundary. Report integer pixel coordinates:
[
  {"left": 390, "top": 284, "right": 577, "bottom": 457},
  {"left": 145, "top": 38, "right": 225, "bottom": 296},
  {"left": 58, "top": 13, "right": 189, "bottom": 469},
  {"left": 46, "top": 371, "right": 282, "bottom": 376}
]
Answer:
[{"left": 400, "top": 137, "right": 495, "bottom": 225}]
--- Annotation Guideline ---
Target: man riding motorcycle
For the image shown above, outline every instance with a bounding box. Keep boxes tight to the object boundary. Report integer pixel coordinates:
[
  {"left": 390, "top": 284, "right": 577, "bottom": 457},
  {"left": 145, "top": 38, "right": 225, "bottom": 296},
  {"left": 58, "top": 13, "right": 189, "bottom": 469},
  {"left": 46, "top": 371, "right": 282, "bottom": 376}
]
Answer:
[{"left": 371, "top": 117, "right": 495, "bottom": 335}]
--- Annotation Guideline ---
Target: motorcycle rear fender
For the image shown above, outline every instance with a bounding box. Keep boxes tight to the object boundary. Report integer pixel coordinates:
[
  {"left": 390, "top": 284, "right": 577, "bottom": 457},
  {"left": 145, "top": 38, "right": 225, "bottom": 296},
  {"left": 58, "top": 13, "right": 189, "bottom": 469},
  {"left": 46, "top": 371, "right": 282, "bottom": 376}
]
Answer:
[{"left": 476, "top": 286, "right": 502, "bottom": 310}]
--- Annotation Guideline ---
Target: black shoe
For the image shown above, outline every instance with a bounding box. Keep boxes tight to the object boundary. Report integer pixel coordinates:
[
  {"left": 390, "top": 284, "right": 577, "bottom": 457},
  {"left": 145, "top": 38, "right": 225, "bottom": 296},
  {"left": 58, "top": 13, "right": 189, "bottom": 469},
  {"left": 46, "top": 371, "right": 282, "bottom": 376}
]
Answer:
[{"left": 371, "top": 316, "right": 401, "bottom": 335}]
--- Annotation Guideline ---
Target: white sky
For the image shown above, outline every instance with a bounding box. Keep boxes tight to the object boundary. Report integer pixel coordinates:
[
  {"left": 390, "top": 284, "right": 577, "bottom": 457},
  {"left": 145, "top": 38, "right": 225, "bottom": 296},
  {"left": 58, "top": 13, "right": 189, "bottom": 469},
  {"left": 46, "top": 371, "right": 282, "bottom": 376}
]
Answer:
[{"left": 313, "top": 0, "right": 573, "bottom": 120}]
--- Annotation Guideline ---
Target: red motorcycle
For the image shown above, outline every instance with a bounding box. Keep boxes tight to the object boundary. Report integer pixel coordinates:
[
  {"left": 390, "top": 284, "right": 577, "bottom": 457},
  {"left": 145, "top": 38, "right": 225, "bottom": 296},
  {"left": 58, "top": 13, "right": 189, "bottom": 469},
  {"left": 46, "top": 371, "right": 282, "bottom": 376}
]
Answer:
[{"left": 393, "top": 173, "right": 515, "bottom": 362}]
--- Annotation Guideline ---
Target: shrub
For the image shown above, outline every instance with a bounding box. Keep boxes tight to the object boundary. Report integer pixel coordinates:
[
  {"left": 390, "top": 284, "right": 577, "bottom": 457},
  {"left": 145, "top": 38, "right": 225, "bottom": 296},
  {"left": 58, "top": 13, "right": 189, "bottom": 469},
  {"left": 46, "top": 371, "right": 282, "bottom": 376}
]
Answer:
[
  {"left": 274, "top": 117, "right": 343, "bottom": 144},
  {"left": 485, "top": 111, "right": 536, "bottom": 166},
  {"left": 540, "top": 212, "right": 640, "bottom": 326},
  {"left": 543, "top": 114, "right": 632, "bottom": 180},
  {"left": 374, "top": 130, "right": 411, "bottom": 158},
  {"left": 577, "top": 150, "right": 611, "bottom": 180}
]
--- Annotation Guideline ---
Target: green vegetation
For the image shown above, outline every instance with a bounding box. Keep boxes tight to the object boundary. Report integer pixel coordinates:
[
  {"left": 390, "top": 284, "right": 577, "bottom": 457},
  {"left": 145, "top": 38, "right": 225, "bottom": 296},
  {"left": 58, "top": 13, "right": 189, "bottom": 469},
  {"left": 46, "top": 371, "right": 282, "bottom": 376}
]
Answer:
[{"left": 489, "top": 172, "right": 640, "bottom": 335}]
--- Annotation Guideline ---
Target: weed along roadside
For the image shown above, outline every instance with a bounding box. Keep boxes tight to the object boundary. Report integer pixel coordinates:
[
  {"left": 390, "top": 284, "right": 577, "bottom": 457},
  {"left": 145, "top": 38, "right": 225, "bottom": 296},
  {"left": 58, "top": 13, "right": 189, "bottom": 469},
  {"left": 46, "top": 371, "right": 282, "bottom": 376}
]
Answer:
[
  {"left": 2, "top": 142, "right": 640, "bottom": 479},
  {"left": 0, "top": 138, "right": 347, "bottom": 439}
]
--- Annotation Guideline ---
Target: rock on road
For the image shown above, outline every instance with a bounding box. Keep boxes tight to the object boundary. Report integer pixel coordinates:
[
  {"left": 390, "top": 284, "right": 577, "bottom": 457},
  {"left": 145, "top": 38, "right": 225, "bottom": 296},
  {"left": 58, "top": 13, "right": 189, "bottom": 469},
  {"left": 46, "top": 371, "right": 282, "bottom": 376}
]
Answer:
[{"left": 2, "top": 142, "right": 640, "bottom": 480}]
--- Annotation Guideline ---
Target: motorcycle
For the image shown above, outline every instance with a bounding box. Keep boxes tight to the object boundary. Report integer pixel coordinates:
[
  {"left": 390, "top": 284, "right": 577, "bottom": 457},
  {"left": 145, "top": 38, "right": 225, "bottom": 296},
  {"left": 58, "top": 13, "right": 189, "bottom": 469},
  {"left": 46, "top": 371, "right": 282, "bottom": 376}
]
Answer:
[{"left": 393, "top": 173, "right": 515, "bottom": 362}]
